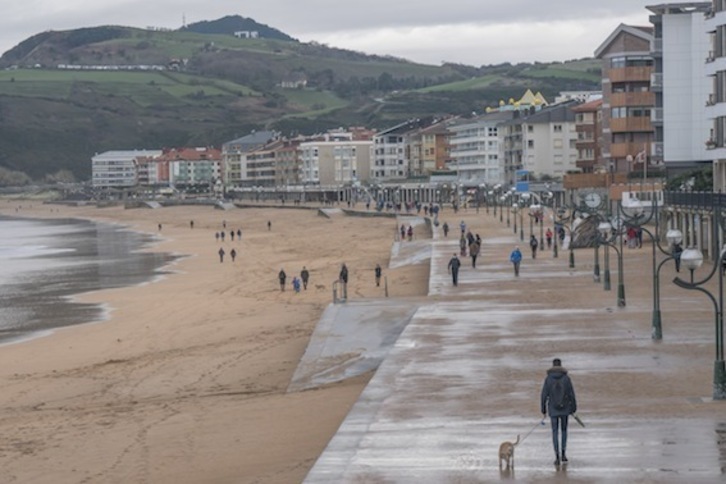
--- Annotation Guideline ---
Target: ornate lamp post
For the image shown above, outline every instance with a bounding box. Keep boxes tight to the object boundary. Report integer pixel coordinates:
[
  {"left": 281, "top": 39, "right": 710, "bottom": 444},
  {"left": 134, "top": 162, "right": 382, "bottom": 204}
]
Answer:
[
  {"left": 598, "top": 220, "right": 626, "bottom": 307},
  {"left": 553, "top": 204, "right": 578, "bottom": 268},
  {"left": 673, "top": 247, "right": 726, "bottom": 400},
  {"left": 512, "top": 203, "right": 519, "bottom": 235}
]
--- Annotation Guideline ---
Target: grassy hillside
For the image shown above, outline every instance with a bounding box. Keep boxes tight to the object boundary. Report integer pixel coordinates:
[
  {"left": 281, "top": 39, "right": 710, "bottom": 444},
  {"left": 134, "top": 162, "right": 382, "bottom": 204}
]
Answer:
[{"left": 0, "top": 24, "right": 601, "bottom": 182}]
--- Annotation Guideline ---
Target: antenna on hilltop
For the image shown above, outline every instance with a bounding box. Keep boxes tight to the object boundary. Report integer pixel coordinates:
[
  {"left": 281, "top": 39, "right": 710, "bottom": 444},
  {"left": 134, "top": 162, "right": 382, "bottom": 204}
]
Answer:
[{"left": 182, "top": 13, "right": 186, "bottom": 28}]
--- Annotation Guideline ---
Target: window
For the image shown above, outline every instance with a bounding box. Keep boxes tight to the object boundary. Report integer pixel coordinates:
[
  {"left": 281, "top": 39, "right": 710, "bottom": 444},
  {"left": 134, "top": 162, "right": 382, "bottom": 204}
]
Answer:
[
  {"left": 528, "top": 140, "right": 534, "bottom": 148},
  {"left": 553, "top": 125, "right": 563, "bottom": 133},
  {"left": 527, "top": 125, "right": 534, "bottom": 133}
]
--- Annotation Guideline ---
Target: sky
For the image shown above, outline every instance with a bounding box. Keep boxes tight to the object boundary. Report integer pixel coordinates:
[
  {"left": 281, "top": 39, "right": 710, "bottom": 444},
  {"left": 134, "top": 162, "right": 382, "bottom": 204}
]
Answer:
[{"left": 1, "top": 1, "right": 663, "bottom": 66}]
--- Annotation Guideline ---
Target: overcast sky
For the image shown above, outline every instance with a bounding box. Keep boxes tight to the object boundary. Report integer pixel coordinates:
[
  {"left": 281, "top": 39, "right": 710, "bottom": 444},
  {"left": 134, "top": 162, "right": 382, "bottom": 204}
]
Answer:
[{"left": 2, "top": 1, "right": 662, "bottom": 66}]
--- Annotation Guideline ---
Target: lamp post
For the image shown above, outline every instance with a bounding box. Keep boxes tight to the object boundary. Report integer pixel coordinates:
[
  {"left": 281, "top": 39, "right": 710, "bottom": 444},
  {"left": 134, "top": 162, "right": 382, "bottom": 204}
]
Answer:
[
  {"left": 553, "top": 204, "right": 577, "bottom": 268},
  {"left": 673, "top": 247, "right": 726, "bottom": 400},
  {"left": 598, "top": 220, "right": 626, "bottom": 307},
  {"left": 505, "top": 194, "right": 511, "bottom": 227},
  {"left": 512, "top": 204, "right": 519, "bottom": 235}
]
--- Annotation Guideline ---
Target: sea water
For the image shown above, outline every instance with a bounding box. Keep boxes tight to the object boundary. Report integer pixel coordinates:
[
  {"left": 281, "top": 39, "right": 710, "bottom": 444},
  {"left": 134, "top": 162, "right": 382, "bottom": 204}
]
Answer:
[{"left": 0, "top": 215, "right": 178, "bottom": 345}]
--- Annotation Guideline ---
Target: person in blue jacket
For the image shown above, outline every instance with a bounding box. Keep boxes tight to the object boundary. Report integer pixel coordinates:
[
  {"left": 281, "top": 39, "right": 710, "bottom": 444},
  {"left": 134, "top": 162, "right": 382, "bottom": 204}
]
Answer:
[
  {"left": 509, "top": 246, "right": 522, "bottom": 277},
  {"left": 541, "top": 358, "right": 577, "bottom": 467}
]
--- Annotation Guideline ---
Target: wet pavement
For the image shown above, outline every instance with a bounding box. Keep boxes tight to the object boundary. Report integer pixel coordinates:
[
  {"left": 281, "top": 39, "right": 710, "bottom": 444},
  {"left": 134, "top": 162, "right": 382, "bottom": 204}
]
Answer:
[{"left": 300, "top": 212, "right": 726, "bottom": 483}]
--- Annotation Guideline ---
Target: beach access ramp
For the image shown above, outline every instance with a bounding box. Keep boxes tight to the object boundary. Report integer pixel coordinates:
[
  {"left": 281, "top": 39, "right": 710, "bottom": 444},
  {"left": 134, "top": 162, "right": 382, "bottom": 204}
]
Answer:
[
  {"left": 214, "top": 202, "right": 236, "bottom": 211},
  {"left": 317, "top": 208, "right": 344, "bottom": 218}
]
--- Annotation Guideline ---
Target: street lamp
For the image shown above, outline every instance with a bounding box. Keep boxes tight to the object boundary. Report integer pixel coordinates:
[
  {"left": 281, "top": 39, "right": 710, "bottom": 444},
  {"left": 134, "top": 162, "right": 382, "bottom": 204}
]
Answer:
[
  {"left": 673, "top": 246, "right": 726, "bottom": 400},
  {"left": 598, "top": 220, "right": 626, "bottom": 308},
  {"left": 512, "top": 203, "right": 519, "bottom": 235},
  {"left": 553, "top": 205, "right": 577, "bottom": 268}
]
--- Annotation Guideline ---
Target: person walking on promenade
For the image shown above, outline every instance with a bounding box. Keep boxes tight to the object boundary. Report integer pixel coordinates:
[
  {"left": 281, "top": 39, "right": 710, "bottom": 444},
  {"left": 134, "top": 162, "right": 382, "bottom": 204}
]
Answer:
[
  {"left": 278, "top": 269, "right": 287, "bottom": 291},
  {"left": 459, "top": 220, "right": 466, "bottom": 235},
  {"left": 400, "top": 224, "right": 406, "bottom": 241},
  {"left": 673, "top": 242, "right": 683, "bottom": 273},
  {"left": 469, "top": 239, "right": 480, "bottom": 268},
  {"left": 510, "top": 246, "right": 522, "bottom": 277},
  {"left": 218, "top": 247, "right": 225, "bottom": 263},
  {"left": 442, "top": 222, "right": 449, "bottom": 238},
  {"left": 374, "top": 264, "right": 382, "bottom": 287},
  {"left": 541, "top": 358, "right": 577, "bottom": 467},
  {"left": 448, "top": 253, "right": 461, "bottom": 286},
  {"left": 230, "top": 248, "right": 237, "bottom": 262},
  {"left": 407, "top": 225, "right": 413, "bottom": 241},
  {"left": 300, "top": 266, "right": 310, "bottom": 290},
  {"left": 546, "top": 228, "right": 553, "bottom": 249},
  {"left": 459, "top": 233, "right": 467, "bottom": 257},
  {"left": 530, "top": 234, "right": 539, "bottom": 259}
]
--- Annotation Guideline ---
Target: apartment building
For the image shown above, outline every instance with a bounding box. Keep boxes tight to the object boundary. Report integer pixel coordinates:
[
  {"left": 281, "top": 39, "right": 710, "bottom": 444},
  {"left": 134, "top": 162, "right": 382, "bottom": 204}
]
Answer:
[
  {"left": 572, "top": 98, "right": 604, "bottom": 173},
  {"left": 650, "top": 3, "right": 711, "bottom": 173},
  {"left": 221, "top": 131, "right": 277, "bottom": 187},
  {"left": 407, "top": 119, "right": 453, "bottom": 176},
  {"left": 500, "top": 101, "right": 579, "bottom": 183},
  {"left": 447, "top": 110, "right": 515, "bottom": 186},
  {"left": 372, "top": 119, "right": 433, "bottom": 181},
  {"left": 595, "top": 24, "right": 655, "bottom": 175},
  {"left": 300, "top": 131, "right": 373, "bottom": 186},
  {"left": 91, "top": 150, "right": 161, "bottom": 188},
  {"left": 705, "top": 0, "right": 726, "bottom": 189},
  {"left": 157, "top": 147, "right": 222, "bottom": 187}
]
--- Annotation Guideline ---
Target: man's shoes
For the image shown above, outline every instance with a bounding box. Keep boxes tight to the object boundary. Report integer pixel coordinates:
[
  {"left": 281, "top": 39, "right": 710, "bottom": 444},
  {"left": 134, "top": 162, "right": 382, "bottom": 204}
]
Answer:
[
  {"left": 561, "top": 454, "right": 568, "bottom": 464},
  {"left": 554, "top": 458, "right": 560, "bottom": 466}
]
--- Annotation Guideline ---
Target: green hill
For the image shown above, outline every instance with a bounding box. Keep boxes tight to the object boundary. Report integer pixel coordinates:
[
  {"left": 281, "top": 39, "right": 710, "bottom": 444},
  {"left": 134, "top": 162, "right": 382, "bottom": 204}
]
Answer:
[{"left": 0, "top": 21, "right": 601, "bottom": 182}]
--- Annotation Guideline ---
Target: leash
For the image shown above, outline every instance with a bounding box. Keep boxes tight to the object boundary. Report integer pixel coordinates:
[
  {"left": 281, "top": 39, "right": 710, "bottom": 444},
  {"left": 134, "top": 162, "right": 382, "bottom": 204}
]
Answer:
[{"left": 518, "top": 418, "right": 546, "bottom": 445}]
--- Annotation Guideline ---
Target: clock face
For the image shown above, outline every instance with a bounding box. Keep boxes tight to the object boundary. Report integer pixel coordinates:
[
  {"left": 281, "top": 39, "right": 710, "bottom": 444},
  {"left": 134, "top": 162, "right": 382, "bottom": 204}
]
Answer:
[{"left": 585, "top": 192, "right": 601, "bottom": 208}]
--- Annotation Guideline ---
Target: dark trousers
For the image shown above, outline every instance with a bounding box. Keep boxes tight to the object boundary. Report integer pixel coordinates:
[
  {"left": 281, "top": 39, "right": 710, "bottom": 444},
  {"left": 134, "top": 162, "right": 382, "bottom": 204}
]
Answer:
[
  {"left": 451, "top": 269, "right": 459, "bottom": 286},
  {"left": 471, "top": 255, "right": 477, "bottom": 268},
  {"left": 550, "top": 415, "right": 569, "bottom": 458}
]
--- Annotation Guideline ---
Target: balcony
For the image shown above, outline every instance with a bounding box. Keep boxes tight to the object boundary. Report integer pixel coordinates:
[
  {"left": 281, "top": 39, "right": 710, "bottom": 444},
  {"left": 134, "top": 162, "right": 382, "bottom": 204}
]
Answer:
[
  {"left": 610, "top": 142, "right": 646, "bottom": 158},
  {"left": 651, "top": 108, "right": 663, "bottom": 123},
  {"left": 609, "top": 66, "right": 653, "bottom": 83},
  {"left": 650, "top": 72, "right": 662, "bottom": 92},
  {"left": 610, "top": 117, "right": 653, "bottom": 133},
  {"left": 610, "top": 91, "right": 655, "bottom": 107}
]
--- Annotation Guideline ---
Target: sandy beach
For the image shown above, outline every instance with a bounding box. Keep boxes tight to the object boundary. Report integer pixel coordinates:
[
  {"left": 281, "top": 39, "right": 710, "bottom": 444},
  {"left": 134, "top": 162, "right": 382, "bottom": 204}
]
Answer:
[{"left": 0, "top": 200, "right": 429, "bottom": 483}]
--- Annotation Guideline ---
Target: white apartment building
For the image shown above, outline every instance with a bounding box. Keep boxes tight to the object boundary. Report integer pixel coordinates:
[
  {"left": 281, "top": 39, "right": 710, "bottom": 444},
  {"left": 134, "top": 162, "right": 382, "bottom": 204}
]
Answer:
[
  {"left": 300, "top": 132, "right": 372, "bottom": 186},
  {"left": 501, "top": 102, "right": 579, "bottom": 183},
  {"left": 650, "top": 3, "right": 711, "bottom": 171},
  {"left": 704, "top": 0, "right": 726, "bottom": 189},
  {"left": 91, "top": 150, "right": 161, "bottom": 188},
  {"left": 448, "top": 110, "right": 514, "bottom": 186}
]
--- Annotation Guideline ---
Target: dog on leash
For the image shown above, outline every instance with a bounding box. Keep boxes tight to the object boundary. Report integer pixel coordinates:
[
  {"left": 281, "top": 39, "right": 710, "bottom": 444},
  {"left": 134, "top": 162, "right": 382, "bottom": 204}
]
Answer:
[
  {"left": 498, "top": 435, "right": 520, "bottom": 470},
  {"left": 314, "top": 284, "right": 326, "bottom": 291}
]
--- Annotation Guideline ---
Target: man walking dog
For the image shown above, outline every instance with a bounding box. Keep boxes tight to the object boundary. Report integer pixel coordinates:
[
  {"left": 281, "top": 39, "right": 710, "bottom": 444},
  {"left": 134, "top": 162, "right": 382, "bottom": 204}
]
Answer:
[{"left": 541, "top": 358, "right": 577, "bottom": 467}]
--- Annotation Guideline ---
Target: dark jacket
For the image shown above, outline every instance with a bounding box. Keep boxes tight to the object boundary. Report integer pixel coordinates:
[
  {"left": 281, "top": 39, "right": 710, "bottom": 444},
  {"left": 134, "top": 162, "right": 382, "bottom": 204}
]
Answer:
[
  {"left": 448, "top": 256, "right": 461, "bottom": 272},
  {"left": 541, "top": 366, "right": 577, "bottom": 417}
]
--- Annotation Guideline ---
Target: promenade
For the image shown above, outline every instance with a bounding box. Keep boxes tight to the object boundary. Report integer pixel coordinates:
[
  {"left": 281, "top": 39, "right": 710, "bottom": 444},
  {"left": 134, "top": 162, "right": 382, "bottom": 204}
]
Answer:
[{"left": 302, "top": 208, "right": 726, "bottom": 483}]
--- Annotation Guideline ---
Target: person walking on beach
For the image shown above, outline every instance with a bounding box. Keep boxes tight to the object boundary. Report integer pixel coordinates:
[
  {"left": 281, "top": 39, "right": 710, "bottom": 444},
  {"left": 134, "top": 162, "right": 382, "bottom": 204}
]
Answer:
[
  {"left": 375, "top": 264, "right": 382, "bottom": 287},
  {"left": 230, "top": 248, "right": 237, "bottom": 262},
  {"left": 278, "top": 269, "right": 287, "bottom": 291},
  {"left": 190, "top": 220, "right": 194, "bottom": 229},
  {"left": 218, "top": 247, "right": 225, "bottom": 263},
  {"left": 339, "top": 263, "right": 349, "bottom": 299},
  {"left": 510, "top": 246, "right": 522, "bottom": 277},
  {"left": 541, "top": 358, "right": 577, "bottom": 467},
  {"left": 442, "top": 222, "right": 449, "bottom": 238},
  {"left": 300, "top": 266, "right": 310, "bottom": 290},
  {"left": 237, "top": 229, "right": 242, "bottom": 240},
  {"left": 530, "top": 234, "right": 539, "bottom": 259},
  {"left": 267, "top": 220, "right": 272, "bottom": 231},
  {"left": 292, "top": 276, "right": 301, "bottom": 293},
  {"left": 447, "top": 253, "right": 461, "bottom": 286}
]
